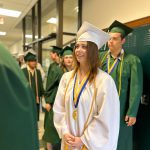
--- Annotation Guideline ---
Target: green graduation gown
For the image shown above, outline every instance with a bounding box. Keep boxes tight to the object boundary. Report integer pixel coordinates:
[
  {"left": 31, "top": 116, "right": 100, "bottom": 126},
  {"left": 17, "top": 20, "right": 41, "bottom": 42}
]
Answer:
[
  {"left": 43, "top": 62, "right": 63, "bottom": 146},
  {"left": 22, "top": 67, "right": 45, "bottom": 120},
  {"left": 100, "top": 50, "right": 143, "bottom": 150},
  {"left": 0, "top": 43, "right": 38, "bottom": 150}
]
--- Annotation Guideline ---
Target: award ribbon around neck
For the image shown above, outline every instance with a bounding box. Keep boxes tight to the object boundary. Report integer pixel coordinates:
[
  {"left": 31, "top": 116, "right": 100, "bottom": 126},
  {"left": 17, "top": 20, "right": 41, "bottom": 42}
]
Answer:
[
  {"left": 73, "top": 71, "right": 90, "bottom": 108},
  {"left": 107, "top": 55, "right": 120, "bottom": 74}
]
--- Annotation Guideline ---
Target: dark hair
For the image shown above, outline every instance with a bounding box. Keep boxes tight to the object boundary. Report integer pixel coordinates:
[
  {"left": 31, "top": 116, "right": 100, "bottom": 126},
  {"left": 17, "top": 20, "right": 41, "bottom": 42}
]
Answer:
[
  {"left": 51, "top": 51, "right": 60, "bottom": 56},
  {"left": 120, "top": 34, "right": 125, "bottom": 40},
  {"left": 116, "top": 32, "right": 125, "bottom": 40},
  {"left": 73, "top": 41, "right": 100, "bottom": 82}
]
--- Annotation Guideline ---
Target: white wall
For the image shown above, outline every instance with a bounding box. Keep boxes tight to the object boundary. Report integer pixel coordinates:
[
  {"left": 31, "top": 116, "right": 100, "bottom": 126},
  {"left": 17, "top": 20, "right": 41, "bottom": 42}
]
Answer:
[
  {"left": 82, "top": 0, "right": 150, "bottom": 29},
  {"left": 64, "top": 16, "right": 78, "bottom": 33}
]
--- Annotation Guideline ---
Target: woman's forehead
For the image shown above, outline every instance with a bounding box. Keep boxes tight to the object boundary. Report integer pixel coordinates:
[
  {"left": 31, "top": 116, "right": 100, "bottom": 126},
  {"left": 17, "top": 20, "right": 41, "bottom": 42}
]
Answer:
[{"left": 76, "top": 41, "right": 87, "bottom": 45}]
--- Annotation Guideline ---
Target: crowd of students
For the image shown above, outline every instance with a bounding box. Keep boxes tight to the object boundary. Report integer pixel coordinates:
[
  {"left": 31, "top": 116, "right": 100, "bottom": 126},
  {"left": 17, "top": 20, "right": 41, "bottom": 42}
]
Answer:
[{"left": 0, "top": 20, "right": 143, "bottom": 150}]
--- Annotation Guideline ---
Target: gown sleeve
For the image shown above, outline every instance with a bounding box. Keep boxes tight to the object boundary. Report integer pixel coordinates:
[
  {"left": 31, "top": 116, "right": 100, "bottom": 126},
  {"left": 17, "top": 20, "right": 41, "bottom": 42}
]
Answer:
[
  {"left": 126, "top": 55, "right": 143, "bottom": 117},
  {"left": 0, "top": 44, "right": 38, "bottom": 150},
  {"left": 53, "top": 73, "right": 70, "bottom": 138},
  {"left": 45, "top": 65, "right": 63, "bottom": 104},
  {"left": 81, "top": 75, "right": 120, "bottom": 150}
]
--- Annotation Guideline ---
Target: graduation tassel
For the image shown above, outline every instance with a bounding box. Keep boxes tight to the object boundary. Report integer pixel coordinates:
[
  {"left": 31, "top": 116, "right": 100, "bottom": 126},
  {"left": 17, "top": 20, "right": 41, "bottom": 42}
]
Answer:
[
  {"left": 81, "top": 145, "right": 88, "bottom": 150},
  {"left": 35, "top": 70, "right": 39, "bottom": 104},
  {"left": 64, "top": 143, "right": 69, "bottom": 150}
]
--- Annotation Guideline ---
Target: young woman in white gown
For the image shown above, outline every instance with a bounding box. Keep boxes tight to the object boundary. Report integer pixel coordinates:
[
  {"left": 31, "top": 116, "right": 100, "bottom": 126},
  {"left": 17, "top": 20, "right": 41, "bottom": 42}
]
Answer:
[{"left": 53, "top": 22, "right": 120, "bottom": 150}]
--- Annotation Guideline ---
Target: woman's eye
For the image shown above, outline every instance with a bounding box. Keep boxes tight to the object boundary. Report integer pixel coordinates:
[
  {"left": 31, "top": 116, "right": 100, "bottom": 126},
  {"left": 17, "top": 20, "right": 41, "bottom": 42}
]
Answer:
[
  {"left": 75, "top": 45, "right": 79, "bottom": 49},
  {"left": 82, "top": 45, "right": 87, "bottom": 49}
]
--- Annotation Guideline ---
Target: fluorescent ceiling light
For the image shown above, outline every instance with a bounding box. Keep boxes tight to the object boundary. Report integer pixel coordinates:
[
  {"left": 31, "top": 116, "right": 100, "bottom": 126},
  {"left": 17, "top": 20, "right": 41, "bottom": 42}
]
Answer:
[
  {"left": 0, "top": 31, "right": 6, "bottom": 35},
  {"left": 35, "top": 35, "right": 39, "bottom": 39},
  {"left": 0, "top": 8, "right": 21, "bottom": 18},
  {"left": 25, "top": 34, "right": 32, "bottom": 38},
  {"left": 47, "top": 17, "right": 57, "bottom": 24},
  {"left": 25, "top": 35, "right": 43, "bottom": 39}
]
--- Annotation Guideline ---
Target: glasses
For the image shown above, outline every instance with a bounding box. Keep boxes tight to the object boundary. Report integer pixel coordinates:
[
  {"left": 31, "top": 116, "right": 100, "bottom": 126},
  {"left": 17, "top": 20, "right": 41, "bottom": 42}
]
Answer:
[
  {"left": 109, "top": 37, "right": 122, "bottom": 41},
  {"left": 74, "top": 44, "right": 88, "bottom": 50}
]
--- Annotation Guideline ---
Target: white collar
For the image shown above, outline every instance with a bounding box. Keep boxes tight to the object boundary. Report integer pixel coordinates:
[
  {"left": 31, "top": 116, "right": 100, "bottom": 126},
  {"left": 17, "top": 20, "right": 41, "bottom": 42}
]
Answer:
[
  {"left": 27, "top": 65, "right": 35, "bottom": 75},
  {"left": 108, "top": 49, "right": 124, "bottom": 60}
]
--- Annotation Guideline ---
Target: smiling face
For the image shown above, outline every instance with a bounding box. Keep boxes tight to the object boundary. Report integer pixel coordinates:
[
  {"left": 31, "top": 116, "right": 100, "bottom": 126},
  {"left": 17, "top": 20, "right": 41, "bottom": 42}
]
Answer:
[
  {"left": 73, "top": 41, "right": 99, "bottom": 82},
  {"left": 74, "top": 41, "right": 88, "bottom": 64},
  {"left": 63, "top": 55, "right": 73, "bottom": 68}
]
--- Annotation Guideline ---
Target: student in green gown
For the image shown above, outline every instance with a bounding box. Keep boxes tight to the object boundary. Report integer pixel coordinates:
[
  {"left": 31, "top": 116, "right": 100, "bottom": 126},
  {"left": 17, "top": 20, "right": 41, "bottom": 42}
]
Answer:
[
  {"left": 43, "top": 46, "right": 63, "bottom": 150},
  {"left": 61, "top": 46, "right": 73, "bottom": 73},
  {"left": 22, "top": 49, "right": 45, "bottom": 121},
  {"left": 0, "top": 43, "right": 38, "bottom": 150},
  {"left": 100, "top": 20, "right": 143, "bottom": 150}
]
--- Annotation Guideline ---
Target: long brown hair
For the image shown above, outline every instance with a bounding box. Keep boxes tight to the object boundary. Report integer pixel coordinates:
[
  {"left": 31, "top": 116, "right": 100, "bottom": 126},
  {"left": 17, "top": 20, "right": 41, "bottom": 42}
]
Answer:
[{"left": 73, "top": 41, "right": 100, "bottom": 82}]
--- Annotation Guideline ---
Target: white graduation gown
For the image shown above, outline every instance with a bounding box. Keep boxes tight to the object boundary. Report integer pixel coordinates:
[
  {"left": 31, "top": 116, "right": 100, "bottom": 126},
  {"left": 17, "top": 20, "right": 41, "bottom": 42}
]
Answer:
[{"left": 53, "top": 69, "right": 120, "bottom": 150}]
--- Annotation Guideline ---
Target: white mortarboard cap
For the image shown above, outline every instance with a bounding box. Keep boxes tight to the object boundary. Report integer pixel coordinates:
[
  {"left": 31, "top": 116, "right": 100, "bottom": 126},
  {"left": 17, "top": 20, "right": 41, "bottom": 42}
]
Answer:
[
  {"left": 77, "top": 21, "right": 110, "bottom": 49},
  {"left": 24, "top": 49, "right": 36, "bottom": 56}
]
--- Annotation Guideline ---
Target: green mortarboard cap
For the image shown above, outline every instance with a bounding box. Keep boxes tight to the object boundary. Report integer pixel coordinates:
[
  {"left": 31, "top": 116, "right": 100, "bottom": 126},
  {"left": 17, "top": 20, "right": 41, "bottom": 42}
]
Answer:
[
  {"left": 24, "top": 53, "right": 37, "bottom": 61},
  {"left": 61, "top": 46, "right": 73, "bottom": 56},
  {"left": 24, "top": 49, "right": 37, "bottom": 61},
  {"left": 109, "top": 20, "right": 133, "bottom": 37},
  {"left": 50, "top": 46, "right": 62, "bottom": 55}
]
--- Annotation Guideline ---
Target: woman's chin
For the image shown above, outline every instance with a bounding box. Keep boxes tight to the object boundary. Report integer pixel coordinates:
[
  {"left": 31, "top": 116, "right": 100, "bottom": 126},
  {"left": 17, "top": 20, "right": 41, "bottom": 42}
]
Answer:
[
  {"left": 77, "top": 58, "right": 82, "bottom": 63},
  {"left": 77, "top": 59, "right": 87, "bottom": 64}
]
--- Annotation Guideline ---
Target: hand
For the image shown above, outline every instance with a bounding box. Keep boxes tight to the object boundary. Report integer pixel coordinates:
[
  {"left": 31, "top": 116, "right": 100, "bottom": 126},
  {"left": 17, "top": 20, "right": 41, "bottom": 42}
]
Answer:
[
  {"left": 64, "top": 133, "right": 75, "bottom": 144},
  {"left": 45, "top": 103, "right": 51, "bottom": 112},
  {"left": 68, "top": 137, "right": 83, "bottom": 148},
  {"left": 64, "top": 134, "right": 83, "bottom": 148},
  {"left": 125, "top": 115, "right": 136, "bottom": 126}
]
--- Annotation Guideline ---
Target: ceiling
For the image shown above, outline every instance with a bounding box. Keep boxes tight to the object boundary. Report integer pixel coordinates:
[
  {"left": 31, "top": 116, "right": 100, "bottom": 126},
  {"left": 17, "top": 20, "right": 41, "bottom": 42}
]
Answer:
[
  {"left": 0, "top": 0, "right": 78, "bottom": 49},
  {"left": 0, "top": 0, "right": 38, "bottom": 47}
]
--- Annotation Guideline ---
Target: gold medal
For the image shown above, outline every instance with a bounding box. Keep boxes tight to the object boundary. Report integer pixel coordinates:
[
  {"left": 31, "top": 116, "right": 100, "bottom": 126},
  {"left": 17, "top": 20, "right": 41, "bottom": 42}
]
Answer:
[{"left": 73, "top": 110, "right": 77, "bottom": 120}]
